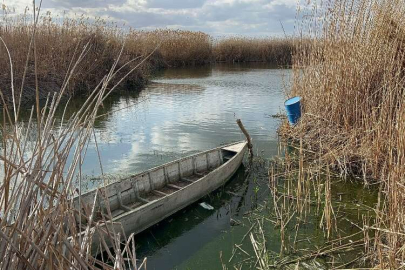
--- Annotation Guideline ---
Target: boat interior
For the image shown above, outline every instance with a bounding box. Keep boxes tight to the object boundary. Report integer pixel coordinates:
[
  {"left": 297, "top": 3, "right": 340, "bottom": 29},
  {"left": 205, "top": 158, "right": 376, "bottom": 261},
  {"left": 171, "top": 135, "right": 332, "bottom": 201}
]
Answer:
[{"left": 75, "top": 144, "right": 242, "bottom": 224}]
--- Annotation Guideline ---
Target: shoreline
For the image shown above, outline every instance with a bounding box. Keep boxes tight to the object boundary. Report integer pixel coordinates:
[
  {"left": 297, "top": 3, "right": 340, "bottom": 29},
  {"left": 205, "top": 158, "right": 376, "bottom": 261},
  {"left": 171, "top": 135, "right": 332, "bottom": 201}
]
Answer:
[{"left": 0, "top": 19, "right": 295, "bottom": 107}]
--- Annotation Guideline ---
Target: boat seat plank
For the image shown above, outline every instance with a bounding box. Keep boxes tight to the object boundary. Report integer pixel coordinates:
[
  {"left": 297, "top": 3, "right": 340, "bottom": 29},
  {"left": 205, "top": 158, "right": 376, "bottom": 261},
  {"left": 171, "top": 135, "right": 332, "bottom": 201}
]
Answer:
[
  {"left": 120, "top": 204, "right": 132, "bottom": 212},
  {"left": 181, "top": 177, "right": 194, "bottom": 183},
  {"left": 181, "top": 174, "right": 200, "bottom": 181},
  {"left": 152, "top": 190, "right": 167, "bottom": 197},
  {"left": 195, "top": 172, "right": 205, "bottom": 177},
  {"left": 167, "top": 184, "right": 182, "bottom": 190},
  {"left": 138, "top": 197, "right": 149, "bottom": 204},
  {"left": 126, "top": 201, "right": 143, "bottom": 209},
  {"left": 172, "top": 180, "right": 189, "bottom": 188},
  {"left": 111, "top": 209, "right": 126, "bottom": 218}
]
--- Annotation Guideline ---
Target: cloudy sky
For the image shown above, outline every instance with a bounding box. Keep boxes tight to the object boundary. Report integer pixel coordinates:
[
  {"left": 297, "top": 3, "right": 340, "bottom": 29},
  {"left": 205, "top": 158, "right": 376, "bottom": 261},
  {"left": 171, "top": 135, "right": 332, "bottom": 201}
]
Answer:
[{"left": 3, "top": 0, "right": 300, "bottom": 37}]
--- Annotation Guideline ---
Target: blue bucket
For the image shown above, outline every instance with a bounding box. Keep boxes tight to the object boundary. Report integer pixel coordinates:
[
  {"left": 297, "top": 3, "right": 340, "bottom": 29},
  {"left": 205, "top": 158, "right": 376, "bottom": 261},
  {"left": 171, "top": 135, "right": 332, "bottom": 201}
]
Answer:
[{"left": 285, "top": 96, "right": 302, "bottom": 125}]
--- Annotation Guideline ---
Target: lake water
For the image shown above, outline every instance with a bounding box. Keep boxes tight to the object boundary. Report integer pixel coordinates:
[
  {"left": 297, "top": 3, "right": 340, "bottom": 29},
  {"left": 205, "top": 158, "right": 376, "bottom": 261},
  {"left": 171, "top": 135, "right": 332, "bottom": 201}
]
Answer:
[
  {"left": 1, "top": 63, "right": 377, "bottom": 269},
  {"left": 78, "top": 63, "right": 289, "bottom": 179},
  {"left": 83, "top": 63, "right": 291, "bottom": 269}
]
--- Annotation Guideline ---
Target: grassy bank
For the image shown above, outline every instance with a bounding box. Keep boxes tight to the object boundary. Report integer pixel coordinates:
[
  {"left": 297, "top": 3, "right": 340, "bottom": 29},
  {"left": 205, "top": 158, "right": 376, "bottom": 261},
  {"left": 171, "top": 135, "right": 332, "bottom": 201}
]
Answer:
[
  {"left": 280, "top": 0, "right": 405, "bottom": 267},
  {"left": 0, "top": 15, "right": 294, "bottom": 106}
]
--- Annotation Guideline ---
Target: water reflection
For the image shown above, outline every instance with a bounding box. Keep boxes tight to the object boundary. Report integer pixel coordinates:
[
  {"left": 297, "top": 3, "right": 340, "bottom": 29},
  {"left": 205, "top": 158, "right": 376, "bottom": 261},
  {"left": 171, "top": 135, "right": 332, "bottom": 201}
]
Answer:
[
  {"left": 1, "top": 63, "right": 289, "bottom": 178},
  {"left": 0, "top": 63, "right": 292, "bottom": 267},
  {"left": 154, "top": 65, "right": 213, "bottom": 79},
  {"left": 71, "top": 63, "right": 291, "bottom": 178},
  {"left": 213, "top": 62, "right": 283, "bottom": 72}
]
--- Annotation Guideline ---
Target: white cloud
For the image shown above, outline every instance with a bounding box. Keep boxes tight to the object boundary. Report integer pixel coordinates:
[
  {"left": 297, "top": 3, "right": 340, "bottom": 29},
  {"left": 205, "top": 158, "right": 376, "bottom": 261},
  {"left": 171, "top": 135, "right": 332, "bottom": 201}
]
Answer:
[{"left": 3, "top": 0, "right": 299, "bottom": 36}]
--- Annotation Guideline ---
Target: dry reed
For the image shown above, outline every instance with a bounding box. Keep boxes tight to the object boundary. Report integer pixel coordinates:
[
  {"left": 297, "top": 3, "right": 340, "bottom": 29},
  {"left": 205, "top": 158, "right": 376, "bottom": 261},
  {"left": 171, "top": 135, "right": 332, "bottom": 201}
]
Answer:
[
  {"left": 241, "top": 143, "right": 373, "bottom": 268},
  {"left": 0, "top": 13, "right": 158, "bottom": 106},
  {"left": 213, "top": 37, "right": 294, "bottom": 65},
  {"left": 0, "top": 3, "right": 150, "bottom": 269},
  {"left": 127, "top": 29, "right": 212, "bottom": 66},
  {"left": 279, "top": 0, "right": 405, "bottom": 267},
  {"left": 0, "top": 10, "right": 296, "bottom": 106}
]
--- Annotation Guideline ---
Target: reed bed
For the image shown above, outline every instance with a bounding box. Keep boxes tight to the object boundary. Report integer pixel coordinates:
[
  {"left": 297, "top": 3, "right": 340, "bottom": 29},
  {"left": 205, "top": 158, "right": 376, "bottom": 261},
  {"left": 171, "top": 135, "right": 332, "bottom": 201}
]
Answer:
[
  {"left": 127, "top": 29, "right": 212, "bottom": 66},
  {"left": 0, "top": 14, "right": 159, "bottom": 106},
  {"left": 213, "top": 37, "right": 294, "bottom": 65},
  {"left": 226, "top": 152, "right": 371, "bottom": 269},
  {"left": 266, "top": 145, "right": 375, "bottom": 268},
  {"left": 0, "top": 4, "right": 152, "bottom": 268},
  {"left": 0, "top": 11, "right": 296, "bottom": 106},
  {"left": 279, "top": 0, "right": 405, "bottom": 267}
]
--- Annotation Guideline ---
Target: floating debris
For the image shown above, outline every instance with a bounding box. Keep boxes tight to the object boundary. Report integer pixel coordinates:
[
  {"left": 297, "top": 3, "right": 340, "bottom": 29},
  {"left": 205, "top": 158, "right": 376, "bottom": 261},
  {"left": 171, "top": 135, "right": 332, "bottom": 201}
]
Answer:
[{"left": 199, "top": 202, "right": 214, "bottom": 210}]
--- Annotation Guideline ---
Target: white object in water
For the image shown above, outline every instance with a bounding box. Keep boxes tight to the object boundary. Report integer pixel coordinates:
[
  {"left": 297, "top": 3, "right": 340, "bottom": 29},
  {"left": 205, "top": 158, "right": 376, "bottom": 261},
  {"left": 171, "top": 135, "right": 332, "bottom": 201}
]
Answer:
[{"left": 199, "top": 202, "right": 214, "bottom": 210}]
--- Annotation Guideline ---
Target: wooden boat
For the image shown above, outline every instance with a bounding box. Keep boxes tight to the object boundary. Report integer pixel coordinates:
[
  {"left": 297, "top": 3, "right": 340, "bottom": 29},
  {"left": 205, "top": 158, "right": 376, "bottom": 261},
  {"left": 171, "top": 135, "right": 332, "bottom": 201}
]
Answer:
[{"left": 74, "top": 141, "right": 248, "bottom": 254}]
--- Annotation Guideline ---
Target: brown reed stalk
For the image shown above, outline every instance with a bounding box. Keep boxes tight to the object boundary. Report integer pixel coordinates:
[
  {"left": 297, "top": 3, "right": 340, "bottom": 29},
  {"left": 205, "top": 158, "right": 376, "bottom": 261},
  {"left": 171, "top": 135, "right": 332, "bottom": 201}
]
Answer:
[
  {"left": 0, "top": 3, "right": 150, "bottom": 269},
  {"left": 213, "top": 36, "right": 295, "bottom": 65},
  {"left": 279, "top": 0, "right": 405, "bottom": 267}
]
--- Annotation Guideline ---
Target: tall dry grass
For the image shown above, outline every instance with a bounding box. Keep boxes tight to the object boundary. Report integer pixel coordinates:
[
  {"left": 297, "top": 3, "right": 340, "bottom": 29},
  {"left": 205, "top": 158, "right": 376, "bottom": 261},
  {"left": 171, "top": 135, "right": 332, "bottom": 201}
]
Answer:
[
  {"left": 0, "top": 13, "right": 159, "bottom": 106},
  {"left": 0, "top": 4, "right": 149, "bottom": 269},
  {"left": 213, "top": 37, "right": 294, "bottom": 65},
  {"left": 280, "top": 0, "right": 405, "bottom": 267},
  {"left": 0, "top": 11, "right": 296, "bottom": 106},
  {"left": 127, "top": 29, "right": 212, "bottom": 66}
]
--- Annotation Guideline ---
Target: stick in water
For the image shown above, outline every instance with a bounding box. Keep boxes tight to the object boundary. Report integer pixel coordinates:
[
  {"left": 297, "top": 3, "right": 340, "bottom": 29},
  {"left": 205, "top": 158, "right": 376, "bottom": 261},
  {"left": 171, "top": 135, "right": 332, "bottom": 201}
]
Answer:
[{"left": 236, "top": 119, "right": 253, "bottom": 156}]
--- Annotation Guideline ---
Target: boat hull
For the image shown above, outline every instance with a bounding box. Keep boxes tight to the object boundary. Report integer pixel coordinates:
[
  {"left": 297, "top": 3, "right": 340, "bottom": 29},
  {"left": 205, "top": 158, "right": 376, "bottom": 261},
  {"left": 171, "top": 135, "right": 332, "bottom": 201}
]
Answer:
[{"left": 79, "top": 142, "right": 247, "bottom": 254}]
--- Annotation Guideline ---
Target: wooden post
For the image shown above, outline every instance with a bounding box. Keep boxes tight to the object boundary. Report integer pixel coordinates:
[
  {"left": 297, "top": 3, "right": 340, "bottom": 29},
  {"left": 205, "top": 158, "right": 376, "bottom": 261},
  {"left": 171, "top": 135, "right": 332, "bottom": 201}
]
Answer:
[{"left": 236, "top": 119, "right": 253, "bottom": 156}]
